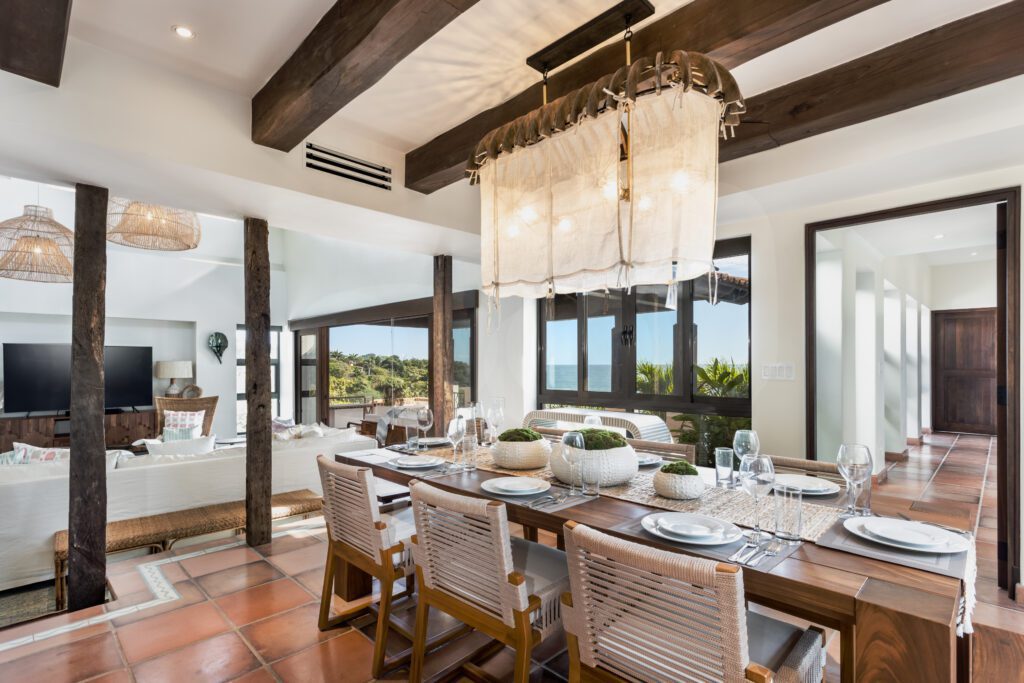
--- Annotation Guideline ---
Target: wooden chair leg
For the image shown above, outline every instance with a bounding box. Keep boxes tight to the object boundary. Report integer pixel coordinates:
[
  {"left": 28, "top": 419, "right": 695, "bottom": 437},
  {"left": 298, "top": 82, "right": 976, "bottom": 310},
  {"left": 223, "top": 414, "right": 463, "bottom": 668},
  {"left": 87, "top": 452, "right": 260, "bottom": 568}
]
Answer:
[
  {"left": 523, "top": 525, "right": 539, "bottom": 542},
  {"left": 512, "top": 608, "right": 535, "bottom": 683},
  {"left": 408, "top": 595, "right": 431, "bottom": 683},
  {"left": 372, "top": 577, "right": 396, "bottom": 678},
  {"left": 317, "top": 547, "right": 339, "bottom": 630}
]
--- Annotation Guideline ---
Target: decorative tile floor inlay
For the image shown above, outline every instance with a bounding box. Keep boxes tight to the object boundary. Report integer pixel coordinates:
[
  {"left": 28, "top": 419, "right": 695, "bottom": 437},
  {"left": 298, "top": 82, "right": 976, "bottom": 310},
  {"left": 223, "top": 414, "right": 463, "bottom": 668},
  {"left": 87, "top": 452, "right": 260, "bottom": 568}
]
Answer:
[{"left": 0, "top": 522, "right": 319, "bottom": 653}]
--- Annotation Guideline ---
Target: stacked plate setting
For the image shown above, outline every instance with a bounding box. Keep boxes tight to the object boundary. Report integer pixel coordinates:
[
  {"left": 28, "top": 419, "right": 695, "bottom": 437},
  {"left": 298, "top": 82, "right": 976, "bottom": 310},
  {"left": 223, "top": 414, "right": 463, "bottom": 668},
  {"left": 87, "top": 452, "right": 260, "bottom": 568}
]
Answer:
[
  {"left": 481, "top": 476, "right": 551, "bottom": 497},
  {"left": 636, "top": 453, "right": 663, "bottom": 467},
  {"left": 773, "top": 474, "right": 841, "bottom": 496},
  {"left": 394, "top": 455, "right": 446, "bottom": 468},
  {"left": 844, "top": 517, "right": 971, "bottom": 554},
  {"left": 641, "top": 512, "right": 744, "bottom": 546}
]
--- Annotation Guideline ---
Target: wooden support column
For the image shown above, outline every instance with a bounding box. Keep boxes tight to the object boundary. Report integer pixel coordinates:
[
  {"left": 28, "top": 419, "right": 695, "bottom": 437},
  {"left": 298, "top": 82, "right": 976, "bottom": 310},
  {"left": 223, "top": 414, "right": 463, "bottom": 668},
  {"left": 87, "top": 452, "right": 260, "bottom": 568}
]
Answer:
[
  {"left": 244, "top": 217, "right": 272, "bottom": 547},
  {"left": 431, "top": 254, "right": 454, "bottom": 436},
  {"left": 68, "top": 183, "right": 109, "bottom": 611}
]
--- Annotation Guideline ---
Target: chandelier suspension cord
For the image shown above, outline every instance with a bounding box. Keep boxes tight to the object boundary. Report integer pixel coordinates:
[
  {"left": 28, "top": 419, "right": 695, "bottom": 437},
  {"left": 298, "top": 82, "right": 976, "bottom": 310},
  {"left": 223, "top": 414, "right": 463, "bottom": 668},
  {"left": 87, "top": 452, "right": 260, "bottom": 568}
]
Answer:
[{"left": 623, "top": 16, "right": 635, "bottom": 288}]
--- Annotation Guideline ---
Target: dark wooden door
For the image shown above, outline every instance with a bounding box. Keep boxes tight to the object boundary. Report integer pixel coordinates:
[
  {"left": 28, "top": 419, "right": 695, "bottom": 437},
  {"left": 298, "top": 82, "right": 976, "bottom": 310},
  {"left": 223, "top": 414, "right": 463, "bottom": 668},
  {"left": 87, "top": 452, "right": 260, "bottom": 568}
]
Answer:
[{"left": 932, "top": 308, "right": 997, "bottom": 434}]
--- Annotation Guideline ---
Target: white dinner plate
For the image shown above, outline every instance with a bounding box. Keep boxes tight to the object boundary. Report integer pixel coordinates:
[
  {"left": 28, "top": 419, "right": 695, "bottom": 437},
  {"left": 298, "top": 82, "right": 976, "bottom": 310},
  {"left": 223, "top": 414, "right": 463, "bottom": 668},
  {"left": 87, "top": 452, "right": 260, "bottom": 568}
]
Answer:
[
  {"left": 773, "top": 474, "right": 841, "bottom": 496},
  {"left": 843, "top": 517, "right": 970, "bottom": 554},
  {"left": 394, "top": 455, "right": 445, "bottom": 468},
  {"left": 481, "top": 477, "right": 551, "bottom": 497},
  {"left": 418, "top": 437, "right": 452, "bottom": 448},
  {"left": 641, "top": 512, "right": 743, "bottom": 546},
  {"left": 861, "top": 517, "right": 947, "bottom": 547},
  {"left": 636, "top": 454, "right": 663, "bottom": 467}
]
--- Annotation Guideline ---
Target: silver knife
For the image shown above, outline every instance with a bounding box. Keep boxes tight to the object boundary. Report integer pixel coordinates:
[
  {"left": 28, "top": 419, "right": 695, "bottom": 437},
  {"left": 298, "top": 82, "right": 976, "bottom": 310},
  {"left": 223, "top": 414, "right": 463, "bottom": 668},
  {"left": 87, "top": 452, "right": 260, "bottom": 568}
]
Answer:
[
  {"left": 746, "top": 549, "right": 769, "bottom": 567},
  {"left": 735, "top": 545, "right": 761, "bottom": 564}
]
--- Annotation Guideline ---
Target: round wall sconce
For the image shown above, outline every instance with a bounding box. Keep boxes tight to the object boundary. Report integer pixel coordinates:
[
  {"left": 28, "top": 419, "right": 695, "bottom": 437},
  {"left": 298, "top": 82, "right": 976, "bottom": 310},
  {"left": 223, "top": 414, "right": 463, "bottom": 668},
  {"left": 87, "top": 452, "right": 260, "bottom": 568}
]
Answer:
[{"left": 208, "top": 332, "right": 228, "bottom": 364}]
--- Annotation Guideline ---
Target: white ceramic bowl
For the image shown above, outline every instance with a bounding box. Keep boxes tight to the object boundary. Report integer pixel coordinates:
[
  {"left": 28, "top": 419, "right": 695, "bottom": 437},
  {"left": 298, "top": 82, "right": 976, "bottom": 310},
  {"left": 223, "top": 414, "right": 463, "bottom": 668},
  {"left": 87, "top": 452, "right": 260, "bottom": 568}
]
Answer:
[
  {"left": 550, "top": 442, "right": 639, "bottom": 486},
  {"left": 491, "top": 439, "right": 551, "bottom": 469},
  {"left": 653, "top": 470, "right": 706, "bottom": 500}
]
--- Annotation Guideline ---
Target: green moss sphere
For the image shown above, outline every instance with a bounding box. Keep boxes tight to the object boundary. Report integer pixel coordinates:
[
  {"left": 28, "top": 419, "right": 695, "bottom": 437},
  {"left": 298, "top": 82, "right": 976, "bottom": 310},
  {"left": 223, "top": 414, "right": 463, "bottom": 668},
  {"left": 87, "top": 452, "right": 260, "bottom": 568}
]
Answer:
[
  {"left": 579, "top": 428, "right": 628, "bottom": 451},
  {"left": 660, "top": 460, "right": 699, "bottom": 476},
  {"left": 498, "top": 427, "right": 543, "bottom": 442}
]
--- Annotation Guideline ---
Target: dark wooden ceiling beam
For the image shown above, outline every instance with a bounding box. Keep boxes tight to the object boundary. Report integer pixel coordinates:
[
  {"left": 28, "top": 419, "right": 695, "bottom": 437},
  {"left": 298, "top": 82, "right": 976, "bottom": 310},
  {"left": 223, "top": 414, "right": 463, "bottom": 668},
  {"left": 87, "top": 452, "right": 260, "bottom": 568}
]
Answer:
[
  {"left": 722, "top": 0, "right": 1024, "bottom": 161},
  {"left": 405, "top": 0, "right": 887, "bottom": 194},
  {"left": 0, "top": 0, "right": 73, "bottom": 87},
  {"left": 252, "top": 0, "right": 479, "bottom": 152}
]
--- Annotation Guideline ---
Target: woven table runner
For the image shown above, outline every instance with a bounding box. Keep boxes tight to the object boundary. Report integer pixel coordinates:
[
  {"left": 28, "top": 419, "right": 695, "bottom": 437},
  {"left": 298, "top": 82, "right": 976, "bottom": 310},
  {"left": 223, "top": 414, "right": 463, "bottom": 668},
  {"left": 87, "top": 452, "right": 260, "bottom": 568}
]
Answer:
[{"left": 465, "top": 449, "right": 843, "bottom": 542}]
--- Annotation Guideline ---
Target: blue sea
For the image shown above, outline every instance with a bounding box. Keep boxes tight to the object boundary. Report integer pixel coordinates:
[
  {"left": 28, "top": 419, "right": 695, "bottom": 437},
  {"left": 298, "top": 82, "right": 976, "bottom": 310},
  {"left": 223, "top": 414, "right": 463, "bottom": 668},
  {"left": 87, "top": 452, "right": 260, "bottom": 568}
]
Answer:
[{"left": 547, "top": 364, "right": 612, "bottom": 391}]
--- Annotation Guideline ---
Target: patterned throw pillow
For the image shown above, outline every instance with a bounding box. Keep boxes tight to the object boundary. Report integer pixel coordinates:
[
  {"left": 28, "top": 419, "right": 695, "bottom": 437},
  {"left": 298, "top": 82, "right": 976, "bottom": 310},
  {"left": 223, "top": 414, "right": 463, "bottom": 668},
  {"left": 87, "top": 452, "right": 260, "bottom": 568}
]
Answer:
[
  {"left": 163, "top": 427, "right": 199, "bottom": 442},
  {"left": 164, "top": 410, "right": 205, "bottom": 438},
  {"left": 12, "top": 442, "right": 71, "bottom": 463}
]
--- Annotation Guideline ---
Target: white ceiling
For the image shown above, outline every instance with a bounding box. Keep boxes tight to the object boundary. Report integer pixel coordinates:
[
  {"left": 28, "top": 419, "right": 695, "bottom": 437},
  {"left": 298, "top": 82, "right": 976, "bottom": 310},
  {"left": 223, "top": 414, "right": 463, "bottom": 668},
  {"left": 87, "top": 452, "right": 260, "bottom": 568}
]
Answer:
[
  {"left": 848, "top": 204, "right": 997, "bottom": 265},
  {"left": 69, "top": 0, "right": 335, "bottom": 94}
]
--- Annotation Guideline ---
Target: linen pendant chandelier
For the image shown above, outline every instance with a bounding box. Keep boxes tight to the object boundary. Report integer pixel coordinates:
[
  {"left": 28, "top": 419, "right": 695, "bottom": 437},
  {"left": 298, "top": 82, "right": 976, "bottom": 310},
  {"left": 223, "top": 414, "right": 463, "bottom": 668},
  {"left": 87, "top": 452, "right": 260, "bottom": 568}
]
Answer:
[
  {"left": 470, "top": 46, "right": 744, "bottom": 300},
  {"left": 106, "top": 197, "right": 201, "bottom": 251},
  {"left": 0, "top": 205, "right": 74, "bottom": 283}
]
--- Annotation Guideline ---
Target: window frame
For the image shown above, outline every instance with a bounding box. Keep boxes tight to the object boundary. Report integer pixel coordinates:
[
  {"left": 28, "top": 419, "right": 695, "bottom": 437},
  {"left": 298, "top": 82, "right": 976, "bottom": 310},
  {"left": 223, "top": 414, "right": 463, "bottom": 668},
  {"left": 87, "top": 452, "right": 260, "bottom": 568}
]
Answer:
[
  {"left": 537, "top": 236, "right": 751, "bottom": 418},
  {"left": 236, "top": 324, "right": 282, "bottom": 434}
]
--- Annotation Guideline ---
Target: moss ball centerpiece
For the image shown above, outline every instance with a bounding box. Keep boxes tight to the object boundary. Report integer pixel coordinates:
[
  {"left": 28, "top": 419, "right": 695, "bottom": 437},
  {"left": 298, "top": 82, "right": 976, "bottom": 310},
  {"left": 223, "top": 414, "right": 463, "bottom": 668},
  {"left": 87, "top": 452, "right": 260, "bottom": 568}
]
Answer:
[
  {"left": 550, "top": 428, "right": 638, "bottom": 486},
  {"left": 492, "top": 427, "right": 551, "bottom": 469},
  {"left": 653, "top": 459, "right": 706, "bottom": 500}
]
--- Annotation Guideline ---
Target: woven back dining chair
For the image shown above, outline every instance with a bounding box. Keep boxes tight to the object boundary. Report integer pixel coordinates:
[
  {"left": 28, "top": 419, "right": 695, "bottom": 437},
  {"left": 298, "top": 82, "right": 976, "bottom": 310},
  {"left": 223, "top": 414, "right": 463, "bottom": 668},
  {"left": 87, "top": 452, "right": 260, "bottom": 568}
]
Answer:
[
  {"left": 407, "top": 481, "right": 569, "bottom": 683},
  {"left": 561, "top": 521, "right": 825, "bottom": 683},
  {"left": 769, "top": 454, "right": 845, "bottom": 486},
  {"left": 316, "top": 456, "right": 418, "bottom": 677}
]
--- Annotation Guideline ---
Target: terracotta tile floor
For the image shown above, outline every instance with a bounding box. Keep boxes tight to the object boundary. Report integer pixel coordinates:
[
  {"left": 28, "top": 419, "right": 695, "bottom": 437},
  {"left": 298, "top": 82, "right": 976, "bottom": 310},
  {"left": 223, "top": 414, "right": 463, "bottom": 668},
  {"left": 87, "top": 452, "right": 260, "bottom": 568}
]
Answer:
[{"left": 1, "top": 433, "right": 1020, "bottom": 682}]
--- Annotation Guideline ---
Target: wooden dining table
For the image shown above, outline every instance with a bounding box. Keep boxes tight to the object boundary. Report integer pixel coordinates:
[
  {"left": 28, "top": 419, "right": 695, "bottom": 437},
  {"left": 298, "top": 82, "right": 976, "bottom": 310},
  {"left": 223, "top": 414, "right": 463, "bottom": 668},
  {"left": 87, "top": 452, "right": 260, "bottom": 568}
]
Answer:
[{"left": 335, "top": 452, "right": 967, "bottom": 683}]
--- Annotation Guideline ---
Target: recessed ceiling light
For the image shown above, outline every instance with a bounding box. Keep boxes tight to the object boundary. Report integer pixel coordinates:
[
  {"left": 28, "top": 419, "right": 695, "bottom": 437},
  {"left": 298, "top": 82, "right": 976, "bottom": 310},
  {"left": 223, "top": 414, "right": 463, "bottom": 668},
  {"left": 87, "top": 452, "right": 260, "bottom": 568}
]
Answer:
[
  {"left": 172, "top": 25, "right": 195, "bottom": 39},
  {"left": 933, "top": 233, "right": 944, "bottom": 240}
]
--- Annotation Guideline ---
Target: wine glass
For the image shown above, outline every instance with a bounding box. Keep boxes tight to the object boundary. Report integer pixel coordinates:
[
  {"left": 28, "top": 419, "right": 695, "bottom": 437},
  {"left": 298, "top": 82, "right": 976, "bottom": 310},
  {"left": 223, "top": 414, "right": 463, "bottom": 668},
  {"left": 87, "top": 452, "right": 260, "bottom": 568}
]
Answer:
[
  {"left": 582, "top": 414, "right": 603, "bottom": 427},
  {"left": 837, "top": 444, "right": 872, "bottom": 518},
  {"left": 484, "top": 400, "right": 504, "bottom": 446},
  {"left": 416, "top": 407, "right": 433, "bottom": 451},
  {"left": 447, "top": 416, "right": 466, "bottom": 471},
  {"left": 562, "top": 431, "right": 585, "bottom": 497},
  {"left": 733, "top": 429, "right": 760, "bottom": 459},
  {"left": 738, "top": 454, "right": 775, "bottom": 543}
]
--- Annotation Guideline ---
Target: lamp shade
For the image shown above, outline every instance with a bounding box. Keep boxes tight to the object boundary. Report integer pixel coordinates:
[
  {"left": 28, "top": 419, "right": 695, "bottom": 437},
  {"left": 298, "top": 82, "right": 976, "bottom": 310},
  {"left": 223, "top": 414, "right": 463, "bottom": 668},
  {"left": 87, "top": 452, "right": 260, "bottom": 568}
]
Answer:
[
  {"left": 155, "top": 360, "right": 193, "bottom": 379},
  {"left": 107, "top": 198, "right": 201, "bottom": 251},
  {"left": 0, "top": 205, "right": 74, "bottom": 283}
]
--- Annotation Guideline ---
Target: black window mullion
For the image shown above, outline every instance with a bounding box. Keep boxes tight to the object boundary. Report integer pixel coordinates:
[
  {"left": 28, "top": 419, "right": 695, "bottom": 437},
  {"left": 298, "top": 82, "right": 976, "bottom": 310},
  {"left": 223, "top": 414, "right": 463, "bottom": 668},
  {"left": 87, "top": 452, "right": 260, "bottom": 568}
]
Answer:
[
  {"left": 679, "top": 279, "right": 695, "bottom": 404},
  {"left": 622, "top": 289, "right": 637, "bottom": 398},
  {"left": 577, "top": 294, "right": 587, "bottom": 395}
]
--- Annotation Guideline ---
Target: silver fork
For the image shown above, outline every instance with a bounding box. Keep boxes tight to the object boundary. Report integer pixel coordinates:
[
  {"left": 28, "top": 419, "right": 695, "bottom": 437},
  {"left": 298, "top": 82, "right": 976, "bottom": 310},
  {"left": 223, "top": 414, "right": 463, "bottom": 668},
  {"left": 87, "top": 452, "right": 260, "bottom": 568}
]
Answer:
[{"left": 747, "top": 538, "right": 783, "bottom": 567}]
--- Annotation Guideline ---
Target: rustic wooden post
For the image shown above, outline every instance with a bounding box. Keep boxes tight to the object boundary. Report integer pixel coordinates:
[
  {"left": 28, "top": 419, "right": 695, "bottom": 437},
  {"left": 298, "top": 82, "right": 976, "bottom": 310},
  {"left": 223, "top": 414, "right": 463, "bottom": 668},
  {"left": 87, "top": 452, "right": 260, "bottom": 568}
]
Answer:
[
  {"left": 431, "top": 254, "right": 454, "bottom": 436},
  {"left": 244, "top": 217, "right": 272, "bottom": 546},
  {"left": 68, "top": 183, "right": 108, "bottom": 611}
]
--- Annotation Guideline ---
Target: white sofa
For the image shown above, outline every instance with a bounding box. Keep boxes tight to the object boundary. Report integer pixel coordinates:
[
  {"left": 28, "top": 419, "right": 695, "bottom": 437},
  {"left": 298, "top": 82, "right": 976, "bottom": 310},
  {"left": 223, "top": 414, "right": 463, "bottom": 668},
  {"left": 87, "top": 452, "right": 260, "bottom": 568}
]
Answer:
[{"left": 0, "top": 429, "right": 377, "bottom": 593}]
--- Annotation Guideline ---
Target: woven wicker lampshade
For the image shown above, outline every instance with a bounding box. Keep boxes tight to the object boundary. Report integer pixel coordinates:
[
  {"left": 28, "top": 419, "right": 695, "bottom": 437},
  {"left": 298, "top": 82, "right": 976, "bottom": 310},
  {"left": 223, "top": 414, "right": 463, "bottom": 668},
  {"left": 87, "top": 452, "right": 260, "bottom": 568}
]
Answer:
[
  {"left": 0, "top": 205, "right": 74, "bottom": 283},
  {"left": 106, "top": 197, "right": 201, "bottom": 251}
]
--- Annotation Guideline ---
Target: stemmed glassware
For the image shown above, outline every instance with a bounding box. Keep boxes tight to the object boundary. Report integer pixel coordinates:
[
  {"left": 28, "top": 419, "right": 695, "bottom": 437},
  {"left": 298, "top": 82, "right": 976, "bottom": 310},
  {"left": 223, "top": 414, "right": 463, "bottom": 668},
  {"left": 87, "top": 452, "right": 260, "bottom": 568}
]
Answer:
[
  {"left": 447, "top": 415, "right": 466, "bottom": 471},
  {"left": 582, "top": 414, "right": 603, "bottom": 428},
  {"left": 733, "top": 429, "right": 760, "bottom": 459},
  {"left": 562, "top": 431, "right": 585, "bottom": 497},
  {"left": 837, "top": 443, "right": 872, "bottom": 518},
  {"left": 416, "top": 407, "right": 433, "bottom": 451},
  {"left": 738, "top": 454, "right": 775, "bottom": 544},
  {"left": 484, "top": 398, "right": 505, "bottom": 446}
]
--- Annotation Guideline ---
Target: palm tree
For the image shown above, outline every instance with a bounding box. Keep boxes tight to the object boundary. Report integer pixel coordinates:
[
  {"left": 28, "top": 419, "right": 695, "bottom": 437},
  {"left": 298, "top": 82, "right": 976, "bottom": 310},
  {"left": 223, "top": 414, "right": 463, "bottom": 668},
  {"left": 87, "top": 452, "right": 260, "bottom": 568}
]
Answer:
[{"left": 636, "top": 361, "right": 674, "bottom": 394}]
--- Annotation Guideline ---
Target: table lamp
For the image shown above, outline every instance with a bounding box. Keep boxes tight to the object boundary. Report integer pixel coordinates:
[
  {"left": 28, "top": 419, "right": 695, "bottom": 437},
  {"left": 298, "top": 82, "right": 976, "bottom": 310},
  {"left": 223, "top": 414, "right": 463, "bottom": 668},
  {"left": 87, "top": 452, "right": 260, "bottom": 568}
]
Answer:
[{"left": 155, "top": 360, "right": 193, "bottom": 397}]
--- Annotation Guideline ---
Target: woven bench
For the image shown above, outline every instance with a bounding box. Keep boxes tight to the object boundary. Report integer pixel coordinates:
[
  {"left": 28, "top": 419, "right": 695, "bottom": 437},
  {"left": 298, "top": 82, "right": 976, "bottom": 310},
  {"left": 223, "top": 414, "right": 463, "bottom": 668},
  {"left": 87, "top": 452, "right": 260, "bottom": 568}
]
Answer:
[{"left": 53, "top": 489, "right": 322, "bottom": 609}]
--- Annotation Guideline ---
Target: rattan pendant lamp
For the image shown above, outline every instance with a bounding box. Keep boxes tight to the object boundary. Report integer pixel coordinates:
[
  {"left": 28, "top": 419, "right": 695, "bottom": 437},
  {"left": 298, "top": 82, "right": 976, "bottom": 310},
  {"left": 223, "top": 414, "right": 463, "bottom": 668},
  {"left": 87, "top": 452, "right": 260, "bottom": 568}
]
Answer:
[
  {"left": 106, "top": 197, "right": 201, "bottom": 251},
  {"left": 0, "top": 205, "right": 74, "bottom": 283}
]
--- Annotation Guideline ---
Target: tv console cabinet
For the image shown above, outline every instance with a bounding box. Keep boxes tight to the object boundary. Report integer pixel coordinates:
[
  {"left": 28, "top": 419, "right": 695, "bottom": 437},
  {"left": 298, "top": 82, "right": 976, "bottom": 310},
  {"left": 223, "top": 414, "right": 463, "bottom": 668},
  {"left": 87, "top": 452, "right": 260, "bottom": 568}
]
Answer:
[{"left": 0, "top": 411, "right": 156, "bottom": 452}]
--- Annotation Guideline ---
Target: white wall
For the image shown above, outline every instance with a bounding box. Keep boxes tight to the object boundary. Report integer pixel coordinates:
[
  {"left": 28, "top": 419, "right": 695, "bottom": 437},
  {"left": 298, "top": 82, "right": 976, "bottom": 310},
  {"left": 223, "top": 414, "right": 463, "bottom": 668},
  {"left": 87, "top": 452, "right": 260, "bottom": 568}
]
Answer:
[
  {"left": 930, "top": 259, "right": 998, "bottom": 310},
  {"left": 0, "top": 178, "right": 291, "bottom": 437},
  {"left": 477, "top": 297, "right": 538, "bottom": 430}
]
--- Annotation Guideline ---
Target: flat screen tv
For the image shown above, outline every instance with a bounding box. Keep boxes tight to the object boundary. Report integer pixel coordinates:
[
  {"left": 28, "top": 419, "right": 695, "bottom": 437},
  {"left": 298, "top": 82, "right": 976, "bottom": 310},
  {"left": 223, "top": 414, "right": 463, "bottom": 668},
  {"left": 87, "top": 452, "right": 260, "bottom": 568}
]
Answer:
[{"left": 2, "top": 344, "right": 153, "bottom": 413}]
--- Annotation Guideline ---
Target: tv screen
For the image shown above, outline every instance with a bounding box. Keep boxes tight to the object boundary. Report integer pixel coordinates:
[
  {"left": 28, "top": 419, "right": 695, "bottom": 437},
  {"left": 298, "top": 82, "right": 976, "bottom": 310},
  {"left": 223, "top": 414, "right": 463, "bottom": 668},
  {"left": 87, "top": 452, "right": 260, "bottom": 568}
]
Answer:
[{"left": 2, "top": 344, "right": 153, "bottom": 413}]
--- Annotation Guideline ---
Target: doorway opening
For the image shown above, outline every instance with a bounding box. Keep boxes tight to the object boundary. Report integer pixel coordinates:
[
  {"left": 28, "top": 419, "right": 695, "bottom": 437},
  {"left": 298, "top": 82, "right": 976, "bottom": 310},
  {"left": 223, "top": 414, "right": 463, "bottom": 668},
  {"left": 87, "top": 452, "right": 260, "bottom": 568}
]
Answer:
[{"left": 805, "top": 188, "right": 1020, "bottom": 597}]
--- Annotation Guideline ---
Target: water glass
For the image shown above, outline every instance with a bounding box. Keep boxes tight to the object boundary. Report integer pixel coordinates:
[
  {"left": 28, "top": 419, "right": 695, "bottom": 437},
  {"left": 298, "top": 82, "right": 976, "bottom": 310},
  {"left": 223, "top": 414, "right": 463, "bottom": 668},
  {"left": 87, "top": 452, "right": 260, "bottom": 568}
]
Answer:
[
  {"left": 581, "top": 455, "right": 600, "bottom": 497},
  {"left": 739, "top": 454, "right": 774, "bottom": 543},
  {"left": 583, "top": 414, "right": 603, "bottom": 427},
  {"left": 562, "top": 431, "right": 585, "bottom": 496},
  {"left": 715, "top": 447, "right": 736, "bottom": 488},
  {"left": 773, "top": 484, "right": 803, "bottom": 544},
  {"left": 462, "top": 434, "right": 478, "bottom": 471},
  {"left": 837, "top": 443, "right": 872, "bottom": 518}
]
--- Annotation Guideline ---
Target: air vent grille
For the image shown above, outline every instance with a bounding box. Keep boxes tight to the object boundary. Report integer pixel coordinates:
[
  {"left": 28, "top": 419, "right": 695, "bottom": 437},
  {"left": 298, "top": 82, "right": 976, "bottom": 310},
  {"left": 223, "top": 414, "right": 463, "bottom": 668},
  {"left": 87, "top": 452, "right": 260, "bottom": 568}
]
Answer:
[{"left": 305, "top": 143, "right": 391, "bottom": 191}]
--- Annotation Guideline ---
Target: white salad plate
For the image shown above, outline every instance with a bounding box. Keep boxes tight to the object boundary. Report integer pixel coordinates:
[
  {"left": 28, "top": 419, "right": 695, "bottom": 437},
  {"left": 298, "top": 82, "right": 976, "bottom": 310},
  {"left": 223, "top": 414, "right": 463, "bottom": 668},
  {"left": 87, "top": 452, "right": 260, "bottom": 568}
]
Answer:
[
  {"left": 394, "top": 455, "right": 445, "bottom": 468},
  {"left": 773, "top": 474, "right": 841, "bottom": 496},
  {"left": 843, "top": 517, "right": 970, "bottom": 554},
  {"left": 641, "top": 512, "right": 743, "bottom": 546},
  {"left": 481, "top": 477, "right": 551, "bottom": 496},
  {"left": 637, "top": 454, "right": 663, "bottom": 467},
  {"left": 419, "top": 437, "right": 452, "bottom": 448}
]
